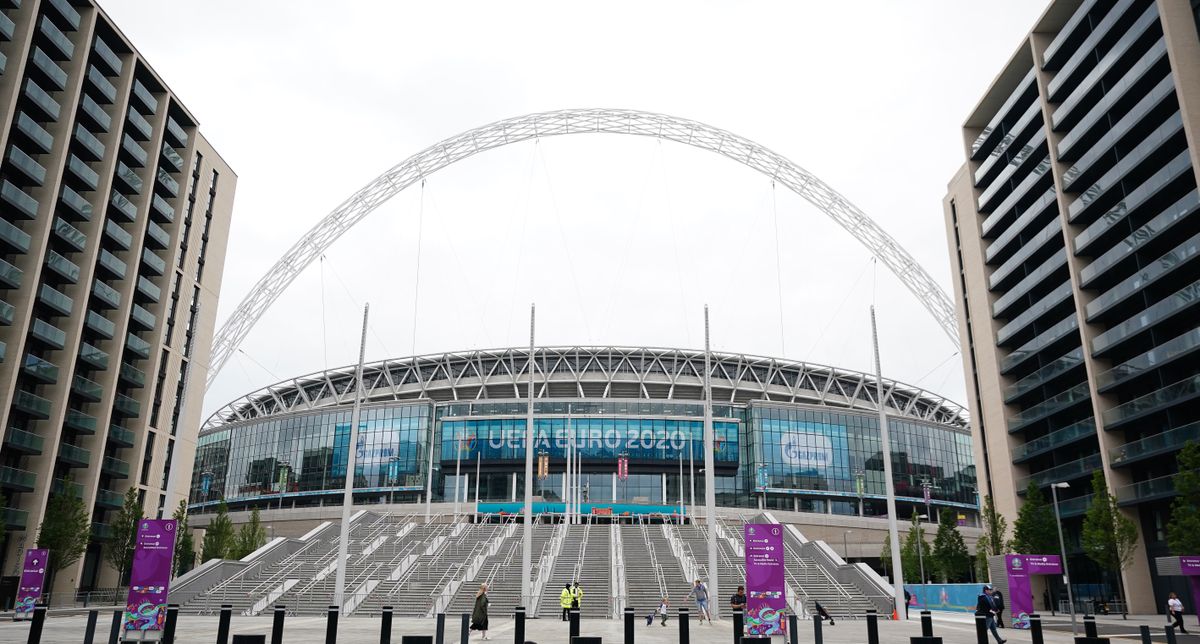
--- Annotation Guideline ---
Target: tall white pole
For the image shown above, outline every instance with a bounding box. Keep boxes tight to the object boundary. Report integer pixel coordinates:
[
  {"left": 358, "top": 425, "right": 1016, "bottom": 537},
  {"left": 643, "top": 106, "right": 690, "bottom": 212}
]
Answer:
[
  {"left": 565, "top": 411, "right": 571, "bottom": 525},
  {"left": 1051, "top": 484, "right": 1078, "bottom": 635},
  {"left": 521, "top": 304, "right": 535, "bottom": 607},
  {"left": 454, "top": 434, "right": 462, "bottom": 516},
  {"left": 872, "top": 306, "right": 907, "bottom": 620},
  {"left": 424, "top": 413, "right": 435, "bottom": 521},
  {"left": 702, "top": 305, "right": 719, "bottom": 619},
  {"left": 333, "top": 303, "right": 369, "bottom": 609},
  {"left": 474, "top": 453, "right": 481, "bottom": 508},
  {"left": 689, "top": 436, "right": 695, "bottom": 510}
]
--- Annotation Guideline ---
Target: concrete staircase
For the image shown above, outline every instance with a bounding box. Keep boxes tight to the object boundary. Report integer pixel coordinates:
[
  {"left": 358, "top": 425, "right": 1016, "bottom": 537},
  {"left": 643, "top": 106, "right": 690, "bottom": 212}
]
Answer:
[
  {"left": 619, "top": 524, "right": 692, "bottom": 616},
  {"left": 536, "top": 522, "right": 612, "bottom": 619}
]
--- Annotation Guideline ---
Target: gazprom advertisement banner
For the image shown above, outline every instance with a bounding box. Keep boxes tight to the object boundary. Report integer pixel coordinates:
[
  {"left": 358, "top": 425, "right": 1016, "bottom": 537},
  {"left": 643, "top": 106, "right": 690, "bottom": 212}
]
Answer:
[
  {"left": 124, "top": 519, "right": 178, "bottom": 632},
  {"left": 744, "top": 523, "right": 787, "bottom": 636},
  {"left": 439, "top": 418, "right": 739, "bottom": 464},
  {"left": 762, "top": 420, "right": 849, "bottom": 486},
  {"left": 15, "top": 548, "right": 48, "bottom": 618}
]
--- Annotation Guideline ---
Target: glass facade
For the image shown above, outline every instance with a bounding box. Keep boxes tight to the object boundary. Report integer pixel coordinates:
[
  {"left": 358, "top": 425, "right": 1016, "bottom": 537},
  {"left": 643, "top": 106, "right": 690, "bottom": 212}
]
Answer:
[{"left": 191, "top": 397, "right": 975, "bottom": 522}]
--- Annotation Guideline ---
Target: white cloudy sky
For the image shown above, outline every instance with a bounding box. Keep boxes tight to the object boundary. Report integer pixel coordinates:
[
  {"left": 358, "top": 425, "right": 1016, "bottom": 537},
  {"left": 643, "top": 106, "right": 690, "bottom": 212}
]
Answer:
[{"left": 101, "top": 1, "right": 1048, "bottom": 416}]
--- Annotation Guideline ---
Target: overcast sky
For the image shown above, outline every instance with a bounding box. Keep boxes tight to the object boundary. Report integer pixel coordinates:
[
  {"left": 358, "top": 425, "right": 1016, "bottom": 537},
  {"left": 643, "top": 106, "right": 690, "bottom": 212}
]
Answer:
[{"left": 100, "top": 1, "right": 1048, "bottom": 417}]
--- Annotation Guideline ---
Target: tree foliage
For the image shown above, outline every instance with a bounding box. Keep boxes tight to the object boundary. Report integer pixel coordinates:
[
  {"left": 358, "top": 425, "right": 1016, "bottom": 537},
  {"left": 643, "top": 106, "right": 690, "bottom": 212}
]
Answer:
[
  {"left": 201, "top": 501, "right": 235, "bottom": 561},
  {"left": 1082, "top": 471, "right": 1138, "bottom": 608},
  {"left": 103, "top": 488, "right": 142, "bottom": 583},
  {"left": 974, "top": 494, "right": 1009, "bottom": 580},
  {"left": 902, "top": 511, "right": 930, "bottom": 583},
  {"left": 36, "top": 476, "right": 92, "bottom": 583},
  {"left": 933, "top": 508, "right": 971, "bottom": 582},
  {"left": 172, "top": 501, "right": 195, "bottom": 577},
  {"left": 233, "top": 508, "right": 267, "bottom": 559},
  {"left": 1167, "top": 441, "right": 1200, "bottom": 555},
  {"left": 1012, "top": 482, "right": 1058, "bottom": 555}
]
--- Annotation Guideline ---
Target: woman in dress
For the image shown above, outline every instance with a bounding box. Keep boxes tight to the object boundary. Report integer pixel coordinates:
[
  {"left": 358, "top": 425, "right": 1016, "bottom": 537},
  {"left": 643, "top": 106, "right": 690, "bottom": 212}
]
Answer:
[{"left": 471, "top": 583, "right": 490, "bottom": 640}]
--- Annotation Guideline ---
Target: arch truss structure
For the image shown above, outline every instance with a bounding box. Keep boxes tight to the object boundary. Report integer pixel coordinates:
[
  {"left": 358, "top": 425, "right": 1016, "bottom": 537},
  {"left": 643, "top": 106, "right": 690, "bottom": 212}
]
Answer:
[{"left": 207, "top": 108, "right": 959, "bottom": 390}]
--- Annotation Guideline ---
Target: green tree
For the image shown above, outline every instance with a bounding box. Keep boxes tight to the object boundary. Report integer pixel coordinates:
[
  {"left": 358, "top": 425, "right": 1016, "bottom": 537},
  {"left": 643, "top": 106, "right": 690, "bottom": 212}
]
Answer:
[
  {"left": 974, "top": 494, "right": 1009, "bottom": 580},
  {"left": 103, "top": 488, "right": 142, "bottom": 584},
  {"left": 233, "top": 508, "right": 267, "bottom": 559},
  {"left": 36, "top": 477, "right": 92, "bottom": 588},
  {"left": 932, "top": 508, "right": 971, "bottom": 582},
  {"left": 172, "top": 500, "right": 195, "bottom": 577},
  {"left": 1082, "top": 471, "right": 1138, "bottom": 617},
  {"left": 1167, "top": 441, "right": 1200, "bottom": 555},
  {"left": 1012, "top": 482, "right": 1058, "bottom": 555},
  {"left": 200, "top": 501, "right": 235, "bottom": 561},
  {"left": 903, "top": 511, "right": 931, "bottom": 583}
]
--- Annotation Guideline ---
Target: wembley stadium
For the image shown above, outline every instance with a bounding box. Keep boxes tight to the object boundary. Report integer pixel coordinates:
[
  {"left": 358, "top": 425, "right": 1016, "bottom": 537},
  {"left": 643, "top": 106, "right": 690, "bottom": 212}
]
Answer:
[{"left": 189, "top": 346, "right": 977, "bottom": 523}]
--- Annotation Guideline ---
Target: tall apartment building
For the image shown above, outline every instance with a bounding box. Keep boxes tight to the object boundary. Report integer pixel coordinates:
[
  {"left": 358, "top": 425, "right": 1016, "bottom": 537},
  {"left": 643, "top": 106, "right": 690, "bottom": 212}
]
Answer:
[
  {"left": 0, "top": 0, "right": 234, "bottom": 594},
  {"left": 944, "top": 0, "right": 1200, "bottom": 612}
]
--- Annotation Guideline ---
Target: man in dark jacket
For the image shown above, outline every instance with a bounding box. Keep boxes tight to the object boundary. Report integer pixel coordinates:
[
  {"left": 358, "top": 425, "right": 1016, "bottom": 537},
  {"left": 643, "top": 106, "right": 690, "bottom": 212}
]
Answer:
[
  {"left": 993, "top": 589, "right": 1005, "bottom": 627},
  {"left": 975, "top": 585, "right": 1006, "bottom": 644}
]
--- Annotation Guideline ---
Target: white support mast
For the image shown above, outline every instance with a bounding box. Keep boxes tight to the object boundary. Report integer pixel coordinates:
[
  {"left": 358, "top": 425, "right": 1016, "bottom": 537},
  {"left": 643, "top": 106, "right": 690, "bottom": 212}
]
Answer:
[
  {"left": 703, "top": 305, "right": 720, "bottom": 619},
  {"left": 872, "top": 306, "right": 907, "bottom": 619},
  {"left": 521, "top": 304, "right": 535, "bottom": 607},
  {"left": 333, "top": 303, "right": 369, "bottom": 609}
]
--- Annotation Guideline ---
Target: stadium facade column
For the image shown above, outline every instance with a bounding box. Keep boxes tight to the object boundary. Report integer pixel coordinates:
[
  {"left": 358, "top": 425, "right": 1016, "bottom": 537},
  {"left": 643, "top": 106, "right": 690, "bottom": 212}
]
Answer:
[
  {"left": 872, "top": 306, "right": 906, "bottom": 620},
  {"left": 521, "top": 305, "right": 535, "bottom": 607},
  {"left": 703, "top": 305, "right": 720, "bottom": 619}
]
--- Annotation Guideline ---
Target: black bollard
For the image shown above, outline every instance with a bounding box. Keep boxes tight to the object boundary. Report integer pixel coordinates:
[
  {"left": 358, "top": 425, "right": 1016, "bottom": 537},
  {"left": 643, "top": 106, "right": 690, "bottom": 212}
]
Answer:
[
  {"left": 26, "top": 604, "right": 46, "bottom": 644},
  {"left": 1084, "top": 615, "right": 1098, "bottom": 639},
  {"left": 1030, "top": 613, "right": 1043, "bottom": 644},
  {"left": 866, "top": 610, "right": 879, "bottom": 644},
  {"left": 812, "top": 615, "right": 823, "bottom": 644},
  {"left": 733, "top": 611, "right": 744, "bottom": 644},
  {"left": 381, "top": 606, "right": 394, "bottom": 644},
  {"left": 787, "top": 613, "right": 798, "bottom": 644},
  {"left": 625, "top": 608, "right": 635, "bottom": 644},
  {"left": 460, "top": 613, "right": 469, "bottom": 644},
  {"left": 433, "top": 611, "right": 443, "bottom": 644},
  {"left": 271, "top": 605, "right": 286, "bottom": 644},
  {"left": 514, "top": 607, "right": 526, "bottom": 644},
  {"left": 326, "top": 606, "right": 339, "bottom": 644},
  {"left": 217, "top": 604, "right": 233, "bottom": 644},
  {"left": 921, "top": 611, "right": 933, "bottom": 637},
  {"left": 163, "top": 604, "right": 180, "bottom": 644},
  {"left": 108, "top": 609, "right": 122, "bottom": 644},
  {"left": 678, "top": 608, "right": 690, "bottom": 644},
  {"left": 570, "top": 608, "right": 581, "bottom": 639},
  {"left": 974, "top": 616, "right": 987, "bottom": 644},
  {"left": 83, "top": 609, "right": 99, "bottom": 644},
  {"left": 1138, "top": 625, "right": 1151, "bottom": 644},
  {"left": 1165, "top": 622, "right": 1179, "bottom": 644}
]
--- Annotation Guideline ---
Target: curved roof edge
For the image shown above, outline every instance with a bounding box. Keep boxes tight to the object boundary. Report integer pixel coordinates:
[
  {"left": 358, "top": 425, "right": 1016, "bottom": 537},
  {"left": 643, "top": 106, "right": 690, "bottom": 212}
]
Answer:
[{"left": 203, "top": 346, "right": 969, "bottom": 432}]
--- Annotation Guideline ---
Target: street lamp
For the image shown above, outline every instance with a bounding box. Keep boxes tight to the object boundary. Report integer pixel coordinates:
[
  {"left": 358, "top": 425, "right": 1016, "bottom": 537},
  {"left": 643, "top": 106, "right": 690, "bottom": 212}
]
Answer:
[
  {"left": 843, "top": 530, "right": 853, "bottom": 562},
  {"left": 916, "top": 513, "right": 928, "bottom": 586},
  {"left": 388, "top": 456, "right": 400, "bottom": 506},
  {"left": 1050, "top": 482, "right": 1078, "bottom": 636},
  {"left": 854, "top": 469, "right": 865, "bottom": 517}
]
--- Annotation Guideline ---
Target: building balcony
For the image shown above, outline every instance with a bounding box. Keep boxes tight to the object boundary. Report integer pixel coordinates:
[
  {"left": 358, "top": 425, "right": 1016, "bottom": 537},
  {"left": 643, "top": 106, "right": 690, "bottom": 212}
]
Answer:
[
  {"left": 125, "top": 333, "right": 151, "bottom": 359},
  {"left": 150, "top": 194, "right": 174, "bottom": 223},
  {"left": 85, "top": 310, "right": 115, "bottom": 339},
  {"left": 73, "top": 124, "right": 104, "bottom": 161},
  {"left": 1007, "top": 381, "right": 1091, "bottom": 432},
  {"left": 166, "top": 117, "right": 188, "bottom": 147},
  {"left": 101, "top": 456, "right": 130, "bottom": 479},
  {"left": 0, "top": 257, "right": 22, "bottom": 289},
  {"left": 155, "top": 168, "right": 179, "bottom": 198},
  {"left": 0, "top": 299, "right": 14, "bottom": 326},
  {"left": 95, "top": 489, "right": 123, "bottom": 510},
  {"left": 109, "top": 192, "right": 137, "bottom": 222},
  {"left": 44, "top": 0, "right": 80, "bottom": 32},
  {"left": 135, "top": 277, "right": 160, "bottom": 303},
  {"left": 2, "top": 507, "right": 28, "bottom": 531},
  {"left": 71, "top": 374, "right": 104, "bottom": 402},
  {"left": 132, "top": 79, "right": 158, "bottom": 114},
  {"left": 92, "top": 36, "right": 123, "bottom": 76},
  {"left": 78, "top": 342, "right": 108, "bottom": 370},
  {"left": 0, "top": 466, "right": 37, "bottom": 492},
  {"left": 145, "top": 220, "right": 170, "bottom": 249},
  {"left": 86, "top": 65, "right": 116, "bottom": 104},
  {"left": 112, "top": 393, "right": 140, "bottom": 418},
  {"left": 2, "top": 177, "right": 41, "bottom": 215},
  {"left": 54, "top": 218, "right": 86, "bottom": 252},
  {"left": 1000, "top": 314, "right": 1079, "bottom": 375},
  {"left": 0, "top": 11, "right": 14, "bottom": 41},
  {"left": 12, "top": 389, "right": 52, "bottom": 418},
  {"left": 126, "top": 107, "right": 151, "bottom": 140},
  {"left": 52, "top": 477, "right": 83, "bottom": 499},
  {"left": 104, "top": 220, "right": 132, "bottom": 250},
  {"left": 38, "top": 284, "right": 73, "bottom": 316},
  {"left": 91, "top": 279, "right": 121, "bottom": 310},
  {"left": 91, "top": 521, "right": 112, "bottom": 541},
  {"left": 120, "top": 134, "right": 146, "bottom": 167},
  {"left": 141, "top": 249, "right": 165, "bottom": 276},
  {"left": 1103, "top": 375, "right": 1200, "bottom": 429},
  {"left": 64, "top": 408, "right": 97, "bottom": 434},
  {"left": 1098, "top": 327, "right": 1200, "bottom": 393},
  {"left": 30, "top": 46, "right": 67, "bottom": 91},
  {"left": 22, "top": 353, "right": 59, "bottom": 383},
  {"left": 3, "top": 427, "right": 44, "bottom": 455},
  {"left": 66, "top": 155, "right": 99, "bottom": 191},
  {"left": 96, "top": 249, "right": 126, "bottom": 280},
  {"left": 15, "top": 113, "right": 54, "bottom": 154},
  {"left": 119, "top": 362, "right": 145, "bottom": 388},
  {"left": 59, "top": 185, "right": 93, "bottom": 221},
  {"left": 1117, "top": 474, "right": 1178, "bottom": 506},
  {"left": 23, "top": 79, "right": 61, "bottom": 121},
  {"left": 0, "top": 218, "right": 32, "bottom": 253},
  {"left": 1110, "top": 421, "right": 1200, "bottom": 468},
  {"left": 161, "top": 143, "right": 184, "bottom": 172},
  {"left": 129, "top": 304, "right": 155, "bottom": 330},
  {"left": 57, "top": 441, "right": 91, "bottom": 467},
  {"left": 30, "top": 319, "right": 67, "bottom": 349},
  {"left": 45, "top": 250, "right": 81, "bottom": 283},
  {"left": 108, "top": 424, "right": 134, "bottom": 448},
  {"left": 1011, "top": 418, "right": 1097, "bottom": 464},
  {"left": 1016, "top": 453, "right": 1103, "bottom": 491},
  {"left": 78, "top": 95, "right": 111, "bottom": 133},
  {"left": 1004, "top": 347, "right": 1084, "bottom": 403},
  {"left": 1054, "top": 493, "right": 1093, "bottom": 519}
]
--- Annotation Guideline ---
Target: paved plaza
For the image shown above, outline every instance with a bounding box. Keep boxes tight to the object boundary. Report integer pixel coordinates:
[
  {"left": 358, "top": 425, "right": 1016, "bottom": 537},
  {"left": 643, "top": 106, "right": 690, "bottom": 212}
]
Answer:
[{"left": 1, "top": 612, "right": 1197, "bottom": 644}]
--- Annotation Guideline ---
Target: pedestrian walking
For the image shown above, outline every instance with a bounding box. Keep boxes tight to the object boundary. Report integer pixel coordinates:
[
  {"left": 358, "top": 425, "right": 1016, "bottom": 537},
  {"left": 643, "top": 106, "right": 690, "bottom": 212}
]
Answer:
[
  {"left": 658, "top": 597, "right": 670, "bottom": 626},
  {"left": 470, "top": 583, "right": 490, "bottom": 640},
  {"left": 688, "top": 579, "right": 712, "bottom": 624},
  {"left": 904, "top": 588, "right": 911, "bottom": 619},
  {"left": 814, "top": 601, "right": 835, "bottom": 626},
  {"left": 993, "top": 588, "right": 1005, "bottom": 627},
  {"left": 571, "top": 582, "right": 583, "bottom": 611},
  {"left": 975, "top": 584, "right": 1006, "bottom": 644},
  {"left": 1168, "top": 592, "right": 1189, "bottom": 634},
  {"left": 559, "top": 584, "right": 573, "bottom": 621}
]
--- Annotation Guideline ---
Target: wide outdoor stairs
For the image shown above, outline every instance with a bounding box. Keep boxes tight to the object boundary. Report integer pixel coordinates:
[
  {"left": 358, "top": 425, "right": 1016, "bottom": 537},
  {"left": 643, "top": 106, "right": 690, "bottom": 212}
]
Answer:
[{"left": 536, "top": 521, "right": 611, "bottom": 618}]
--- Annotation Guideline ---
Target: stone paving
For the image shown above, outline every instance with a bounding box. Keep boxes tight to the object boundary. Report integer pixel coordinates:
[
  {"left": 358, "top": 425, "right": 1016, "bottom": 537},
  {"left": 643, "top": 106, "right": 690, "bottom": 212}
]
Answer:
[{"left": 0, "top": 611, "right": 1197, "bottom": 644}]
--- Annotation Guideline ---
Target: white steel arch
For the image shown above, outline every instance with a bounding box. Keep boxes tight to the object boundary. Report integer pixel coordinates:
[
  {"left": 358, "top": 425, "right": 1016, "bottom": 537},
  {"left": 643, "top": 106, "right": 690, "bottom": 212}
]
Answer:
[{"left": 207, "top": 108, "right": 959, "bottom": 390}]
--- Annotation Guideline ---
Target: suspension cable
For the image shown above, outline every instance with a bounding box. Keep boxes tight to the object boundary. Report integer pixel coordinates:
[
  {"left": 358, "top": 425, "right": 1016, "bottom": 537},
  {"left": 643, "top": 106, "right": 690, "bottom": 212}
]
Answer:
[
  {"left": 771, "top": 181, "right": 786, "bottom": 357},
  {"left": 411, "top": 180, "right": 425, "bottom": 356}
]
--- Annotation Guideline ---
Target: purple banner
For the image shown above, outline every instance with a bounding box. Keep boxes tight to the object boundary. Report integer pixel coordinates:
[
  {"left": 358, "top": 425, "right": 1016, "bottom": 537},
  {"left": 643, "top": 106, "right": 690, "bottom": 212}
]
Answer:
[
  {"left": 1005, "top": 555, "right": 1062, "bottom": 630},
  {"left": 15, "top": 549, "right": 49, "bottom": 618},
  {"left": 1181, "top": 556, "right": 1200, "bottom": 575},
  {"left": 744, "top": 523, "right": 787, "bottom": 636},
  {"left": 124, "top": 519, "right": 178, "bottom": 632}
]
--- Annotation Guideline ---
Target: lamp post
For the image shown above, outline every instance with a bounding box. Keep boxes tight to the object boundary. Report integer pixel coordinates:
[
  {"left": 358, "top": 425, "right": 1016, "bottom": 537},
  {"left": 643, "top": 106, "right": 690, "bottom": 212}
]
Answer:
[
  {"left": 1050, "top": 482, "right": 1077, "bottom": 636},
  {"left": 388, "top": 456, "right": 400, "bottom": 506},
  {"left": 843, "top": 530, "right": 853, "bottom": 562},
  {"left": 916, "top": 513, "right": 928, "bottom": 585},
  {"left": 854, "top": 469, "right": 864, "bottom": 517}
]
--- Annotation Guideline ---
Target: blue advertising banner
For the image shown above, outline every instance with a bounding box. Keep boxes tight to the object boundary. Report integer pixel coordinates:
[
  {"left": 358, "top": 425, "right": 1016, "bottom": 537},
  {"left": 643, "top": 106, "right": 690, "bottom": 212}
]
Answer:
[
  {"left": 760, "top": 420, "right": 849, "bottom": 487},
  {"left": 903, "top": 584, "right": 980, "bottom": 613}
]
